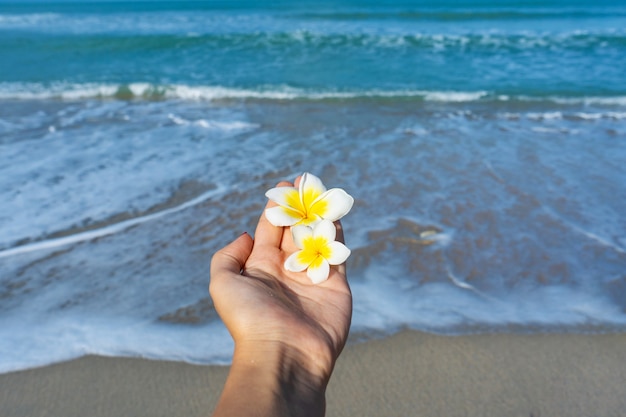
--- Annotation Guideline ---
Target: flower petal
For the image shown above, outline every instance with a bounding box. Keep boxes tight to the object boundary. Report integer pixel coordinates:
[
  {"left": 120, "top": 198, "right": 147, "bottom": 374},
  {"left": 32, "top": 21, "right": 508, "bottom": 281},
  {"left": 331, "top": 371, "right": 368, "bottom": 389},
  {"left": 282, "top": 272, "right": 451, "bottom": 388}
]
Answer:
[
  {"left": 310, "top": 188, "right": 354, "bottom": 222},
  {"left": 291, "top": 225, "right": 313, "bottom": 249},
  {"left": 265, "top": 186, "right": 301, "bottom": 211},
  {"left": 325, "top": 241, "right": 351, "bottom": 265},
  {"left": 312, "top": 219, "right": 336, "bottom": 242},
  {"left": 284, "top": 251, "right": 310, "bottom": 272},
  {"left": 264, "top": 206, "right": 301, "bottom": 227},
  {"left": 299, "top": 172, "right": 326, "bottom": 209},
  {"left": 306, "top": 258, "right": 330, "bottom": 284}
]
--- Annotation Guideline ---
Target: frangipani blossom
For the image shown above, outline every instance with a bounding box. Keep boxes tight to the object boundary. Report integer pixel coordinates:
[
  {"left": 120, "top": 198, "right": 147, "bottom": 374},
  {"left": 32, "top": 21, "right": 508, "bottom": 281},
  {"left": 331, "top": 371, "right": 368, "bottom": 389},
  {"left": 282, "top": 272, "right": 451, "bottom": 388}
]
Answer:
[
  {"left": 265, "top": 172, "right": 354, "bottom": 227},
  {"left": 284, "top": 220, "right": 351, "bottom": 284}
]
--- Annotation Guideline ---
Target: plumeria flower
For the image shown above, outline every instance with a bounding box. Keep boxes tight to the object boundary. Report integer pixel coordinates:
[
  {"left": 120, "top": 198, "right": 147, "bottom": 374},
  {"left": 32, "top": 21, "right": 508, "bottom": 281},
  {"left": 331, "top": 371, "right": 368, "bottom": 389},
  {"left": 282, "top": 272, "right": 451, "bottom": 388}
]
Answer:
[
  {"left": 284, "top": 220, "right": 351, "bottom": 284},
  {"left": 265, "top": 172, "right": 354, "bottom": 227}
]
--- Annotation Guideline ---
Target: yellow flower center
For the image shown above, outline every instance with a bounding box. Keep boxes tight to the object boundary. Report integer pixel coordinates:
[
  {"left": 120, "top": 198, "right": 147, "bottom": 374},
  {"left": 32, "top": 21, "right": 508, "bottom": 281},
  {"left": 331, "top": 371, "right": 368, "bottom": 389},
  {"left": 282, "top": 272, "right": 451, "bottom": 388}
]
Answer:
[
  {"left": 297, "top": 236, "right": 331, "bottom": 267},
  {"left": 283, "top": 187, "right": 328, "bottom": 225}
]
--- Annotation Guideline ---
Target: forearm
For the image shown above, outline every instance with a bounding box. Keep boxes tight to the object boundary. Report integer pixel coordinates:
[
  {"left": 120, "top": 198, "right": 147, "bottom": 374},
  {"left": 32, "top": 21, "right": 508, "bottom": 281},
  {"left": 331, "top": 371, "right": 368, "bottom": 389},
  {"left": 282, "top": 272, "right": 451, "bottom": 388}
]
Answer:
[{"left": 211, "top": 342, "right": 329, "bottom": 417}]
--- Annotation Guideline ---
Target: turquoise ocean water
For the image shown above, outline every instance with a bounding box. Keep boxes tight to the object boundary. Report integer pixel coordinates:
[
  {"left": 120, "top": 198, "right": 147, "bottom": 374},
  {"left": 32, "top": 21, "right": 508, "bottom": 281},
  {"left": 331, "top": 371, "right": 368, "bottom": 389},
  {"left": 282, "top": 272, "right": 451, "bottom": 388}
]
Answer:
[{"left": 1, "top": 0, "right": 626, "bottom": 373}]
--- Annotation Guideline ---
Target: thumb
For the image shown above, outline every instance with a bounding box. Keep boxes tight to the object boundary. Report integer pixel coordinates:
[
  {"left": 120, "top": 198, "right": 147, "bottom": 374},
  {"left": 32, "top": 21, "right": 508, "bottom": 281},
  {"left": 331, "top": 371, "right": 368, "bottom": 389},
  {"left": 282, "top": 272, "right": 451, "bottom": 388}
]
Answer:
[{"left": 210, "top": 232, "right": 254, "bottom": 279}]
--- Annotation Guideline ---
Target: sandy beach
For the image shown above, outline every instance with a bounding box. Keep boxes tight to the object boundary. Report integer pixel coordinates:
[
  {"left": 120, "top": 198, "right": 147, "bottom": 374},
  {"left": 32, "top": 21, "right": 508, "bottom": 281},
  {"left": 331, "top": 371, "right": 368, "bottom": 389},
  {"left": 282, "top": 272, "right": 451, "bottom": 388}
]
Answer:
[{"left": 1, "top": 330, "right": 625, "bottom": 417}]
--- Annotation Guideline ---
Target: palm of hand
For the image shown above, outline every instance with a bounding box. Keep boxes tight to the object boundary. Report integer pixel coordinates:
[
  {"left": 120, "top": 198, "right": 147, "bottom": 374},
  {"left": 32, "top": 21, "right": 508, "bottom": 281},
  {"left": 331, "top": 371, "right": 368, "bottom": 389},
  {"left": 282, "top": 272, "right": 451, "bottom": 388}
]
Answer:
[{"left": 210, "top": 202, "right": 352, "bottom": 379}]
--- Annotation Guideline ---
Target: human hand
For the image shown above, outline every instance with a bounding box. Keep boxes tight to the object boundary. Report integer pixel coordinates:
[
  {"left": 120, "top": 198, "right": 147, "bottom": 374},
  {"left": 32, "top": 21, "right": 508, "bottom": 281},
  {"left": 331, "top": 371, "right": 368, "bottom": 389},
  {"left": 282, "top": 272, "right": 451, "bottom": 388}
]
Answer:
[{"left": 209, "top": 177, "right": 352, "bottom": 417}]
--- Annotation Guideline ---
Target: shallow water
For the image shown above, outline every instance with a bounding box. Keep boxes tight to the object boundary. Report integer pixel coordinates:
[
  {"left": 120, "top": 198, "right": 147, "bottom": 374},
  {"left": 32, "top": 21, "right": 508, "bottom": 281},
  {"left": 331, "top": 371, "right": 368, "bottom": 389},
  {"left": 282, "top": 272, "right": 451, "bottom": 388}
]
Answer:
[{"left": 1, "top": 0, "right": 626, "bottom": 373}]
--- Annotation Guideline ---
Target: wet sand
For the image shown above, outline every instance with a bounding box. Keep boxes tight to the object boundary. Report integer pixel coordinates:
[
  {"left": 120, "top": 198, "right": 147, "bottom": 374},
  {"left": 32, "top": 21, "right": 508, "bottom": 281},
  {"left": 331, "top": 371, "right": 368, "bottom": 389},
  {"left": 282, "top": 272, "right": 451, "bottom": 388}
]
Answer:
[{"left": 1, "top": 330, "right": 625, "bottom": 417}]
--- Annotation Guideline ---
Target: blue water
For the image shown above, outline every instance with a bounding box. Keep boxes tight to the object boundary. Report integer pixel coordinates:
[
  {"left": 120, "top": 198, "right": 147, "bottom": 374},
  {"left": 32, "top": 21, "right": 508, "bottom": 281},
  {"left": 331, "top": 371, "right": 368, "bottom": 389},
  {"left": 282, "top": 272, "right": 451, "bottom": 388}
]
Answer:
[{"left": 1, "top": 0, "right": 626, "bottom": 373}]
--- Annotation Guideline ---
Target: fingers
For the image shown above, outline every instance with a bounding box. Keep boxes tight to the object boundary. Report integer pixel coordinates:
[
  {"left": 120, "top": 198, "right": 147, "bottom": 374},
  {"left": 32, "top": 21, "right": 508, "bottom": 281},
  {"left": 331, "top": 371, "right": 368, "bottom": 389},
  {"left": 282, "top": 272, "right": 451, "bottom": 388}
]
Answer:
[
  {"left": 210, "top": 232, "right": 254, "bottom": 280},
  {"left": 334, "top": 220, "right": 345, "bottom": 244},
  {"left": 332, "top": 220, "right": 348, "bottom": 276}
]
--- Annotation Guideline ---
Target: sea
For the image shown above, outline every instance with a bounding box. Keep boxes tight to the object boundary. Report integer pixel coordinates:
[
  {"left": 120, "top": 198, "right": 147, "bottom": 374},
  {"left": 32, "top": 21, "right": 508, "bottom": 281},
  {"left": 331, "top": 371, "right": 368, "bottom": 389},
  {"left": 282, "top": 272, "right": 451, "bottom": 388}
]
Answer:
[{"left": 1, "top": 0, "right": 626, "bottom": 374}]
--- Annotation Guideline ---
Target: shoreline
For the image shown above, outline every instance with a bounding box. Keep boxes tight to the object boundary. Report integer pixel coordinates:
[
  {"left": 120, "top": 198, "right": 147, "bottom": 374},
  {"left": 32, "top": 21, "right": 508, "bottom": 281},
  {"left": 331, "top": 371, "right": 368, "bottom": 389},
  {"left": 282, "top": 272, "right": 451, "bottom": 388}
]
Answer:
[{"left": 2, "top": 330, "right": 626, "bottom": 417}]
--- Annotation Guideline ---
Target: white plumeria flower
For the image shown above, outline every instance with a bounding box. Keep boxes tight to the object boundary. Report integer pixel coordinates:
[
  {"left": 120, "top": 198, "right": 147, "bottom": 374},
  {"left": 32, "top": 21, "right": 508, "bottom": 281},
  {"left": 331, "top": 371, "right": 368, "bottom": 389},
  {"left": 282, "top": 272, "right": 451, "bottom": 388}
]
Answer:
[
  {"left": 265, "top": 172, "right": 354, "bottom": 227},
  {"left": 284, "top": 220, "right": 351, "bottom": 284}
]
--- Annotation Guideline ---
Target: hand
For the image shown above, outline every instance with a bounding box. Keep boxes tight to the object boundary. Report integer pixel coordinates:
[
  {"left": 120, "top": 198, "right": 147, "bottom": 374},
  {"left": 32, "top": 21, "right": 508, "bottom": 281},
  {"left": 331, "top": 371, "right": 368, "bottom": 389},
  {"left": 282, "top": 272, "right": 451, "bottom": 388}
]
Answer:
[{"left": 209, "top": 178, "right": 352, "bottom": 417}]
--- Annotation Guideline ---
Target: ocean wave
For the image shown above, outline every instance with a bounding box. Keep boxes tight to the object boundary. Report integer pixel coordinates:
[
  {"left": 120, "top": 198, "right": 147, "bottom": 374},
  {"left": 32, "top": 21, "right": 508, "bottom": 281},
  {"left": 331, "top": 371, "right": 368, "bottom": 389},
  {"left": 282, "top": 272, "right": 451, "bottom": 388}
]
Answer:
[
  {"left": 499, "top": 110, "right": 626, "bottom": 121},
  {"left": 293, "top": 8, "right": 626, "bottom": 22},
  {"left": 0, "top": 12, "right": 61, "bottom": 27},
  {"left": 0, "top": 82, "right": 490, "bottom": 102},
  {"left": 499, "top": 94, "right": 626, "bottom": 107},
  {"left": 2, "top": 82, "right": 626, "bottom": 107},
  {"left": 5, "top": 8, "right": 625, "bottom": 31},
  {"left": 3, "top": 12, "right": 626, "bottom": 52},
  {"left": 3, "top": 5, "right": 626, "bottom": 32}
]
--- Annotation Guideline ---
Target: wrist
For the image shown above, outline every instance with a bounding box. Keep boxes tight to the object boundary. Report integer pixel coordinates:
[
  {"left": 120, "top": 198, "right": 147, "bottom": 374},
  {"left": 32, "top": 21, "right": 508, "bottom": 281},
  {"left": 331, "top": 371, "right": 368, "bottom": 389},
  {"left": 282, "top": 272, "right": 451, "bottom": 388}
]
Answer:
[{"left": 230, "top": 340, "right": 330, "bottom": 416}]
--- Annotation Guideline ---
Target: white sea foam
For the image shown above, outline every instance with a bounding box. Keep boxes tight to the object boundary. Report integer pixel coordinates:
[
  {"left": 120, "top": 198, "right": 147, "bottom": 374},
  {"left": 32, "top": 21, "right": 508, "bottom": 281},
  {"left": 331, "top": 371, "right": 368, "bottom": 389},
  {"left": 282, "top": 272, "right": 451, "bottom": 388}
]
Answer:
[
  {"left": 0, "top": 99, "right": 260, "bottom": 250},
  {"left": 531, "top": 126, "right": 565, "bottom": 133},
  {"left": 0, "top": 314, "right": 234, "bottom": 374},
  {"left": 423, "top": 91, "right": 489, "bottom": 102},
  {"left": 4, "top": 82, "right": 626, "bottom": 107},
  {"left": 548, "top": 96, "right": 626, "bottom": 106},
  {"left": 5, "top": 270, "right": 623, "bottom": 374},
  {"left": 167, "top": 85, "right": 300, "bottom": 100},
  {"left": 497, "top": 94, "right": 626, "bottom": 107},
  {"left": 0, "top": 81, "right": 495, "bottom": 103},
  {"left": 527, "top": 111, "right": 563, "bottom": 120},
  {"left": 0, "top": 82, "right": 119, "bottom": 100},
  {"left": 0, "top": 186, "right": 226, "bottom": 259},
  {"left": 567, "top": 112, "right": 626, "bottom": 120},
  {"left": 0, "top": 13, "right": 61, "bottom": 27},
  {"left": 167, "top": 113, "right": 259, "bottom": 131},
  {"left": 351, "top": 269, "right": 626, "bottom": 335},
  {"left": 0, "top": 11, "right": 252, "bottom": 35},
  {"left": 497, "top": 110, "right": 626, "bottom": 122}
]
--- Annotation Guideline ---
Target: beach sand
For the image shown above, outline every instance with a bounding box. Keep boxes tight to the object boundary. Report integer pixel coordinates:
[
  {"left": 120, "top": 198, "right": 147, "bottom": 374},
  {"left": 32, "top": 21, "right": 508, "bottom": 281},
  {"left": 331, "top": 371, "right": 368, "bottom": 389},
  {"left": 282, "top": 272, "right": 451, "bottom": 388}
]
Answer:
[{"left": 1, "top": 330, "right": 625, "bottom": 417}]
